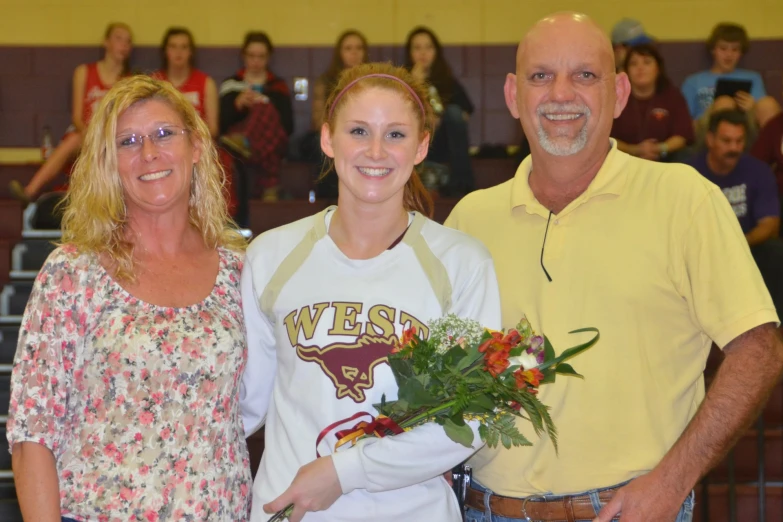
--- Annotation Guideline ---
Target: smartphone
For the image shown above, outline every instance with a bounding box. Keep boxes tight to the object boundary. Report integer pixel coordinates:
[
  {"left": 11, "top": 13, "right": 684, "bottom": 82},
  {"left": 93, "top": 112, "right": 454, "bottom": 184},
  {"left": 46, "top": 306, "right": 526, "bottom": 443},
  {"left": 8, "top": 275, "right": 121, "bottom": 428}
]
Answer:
[{"left": 714, "top": 78, "right": 753, "bottom": 99}]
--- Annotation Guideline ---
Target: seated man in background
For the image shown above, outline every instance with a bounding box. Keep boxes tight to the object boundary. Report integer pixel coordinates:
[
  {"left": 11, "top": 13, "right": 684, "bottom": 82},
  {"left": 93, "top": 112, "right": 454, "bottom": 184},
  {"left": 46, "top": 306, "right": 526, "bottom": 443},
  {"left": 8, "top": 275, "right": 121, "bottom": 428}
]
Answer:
[
  {"left": 687, "top": 109, "right": 783, "bottom": 314},
  {"left": 682, "top": 23, "right": 780, "bottom": 128},
  {"left": 610, "top": 18, "right": 653, "bottom": 73}
]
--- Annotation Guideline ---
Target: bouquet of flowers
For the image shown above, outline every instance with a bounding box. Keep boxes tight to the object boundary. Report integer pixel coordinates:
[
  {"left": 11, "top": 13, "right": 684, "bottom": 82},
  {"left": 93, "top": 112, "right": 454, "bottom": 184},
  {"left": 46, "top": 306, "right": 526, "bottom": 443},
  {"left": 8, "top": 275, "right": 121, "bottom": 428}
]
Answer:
[
  {"left": 323, "top": 314, "right": 599, "bottom": 453},
  {"left": 272, "top": 316, "right": 599, "bottom": 521}
]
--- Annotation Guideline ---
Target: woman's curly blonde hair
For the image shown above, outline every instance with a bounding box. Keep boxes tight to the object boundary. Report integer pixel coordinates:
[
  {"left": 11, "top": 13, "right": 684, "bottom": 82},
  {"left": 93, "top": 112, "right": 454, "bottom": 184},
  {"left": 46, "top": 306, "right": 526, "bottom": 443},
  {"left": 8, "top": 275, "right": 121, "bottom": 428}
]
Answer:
[{"left": 60, "top": 75, "right": 245, "bottom": 282}]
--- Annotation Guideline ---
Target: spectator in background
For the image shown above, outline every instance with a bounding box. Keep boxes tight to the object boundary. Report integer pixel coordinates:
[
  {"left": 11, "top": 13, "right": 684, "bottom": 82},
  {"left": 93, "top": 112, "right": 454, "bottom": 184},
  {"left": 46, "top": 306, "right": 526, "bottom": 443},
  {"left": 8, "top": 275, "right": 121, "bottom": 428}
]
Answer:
[
  {"left": 681, "top": 23, "right": 781, "bottom": 127},
  {"left": 612, "top": 44, "right": 694, "bottom": 161},
  {"left": 405, "top": 26, "right": 475, "bottom": 197},
  {"left": 9, "top": 22, "right": 133, "bottom": 205},
  {"left": 153, "top": 27, "right": 219, "bottom": 136},
  {"left": 610, "top": 18, "right": 654, "bottom": 73},
  {"left": 751, "top": 82, "right": 783, "bottom": 206},
  {"left": 311, "top": 30, "right": 369, "bottom": 131},
  {"left": 303, "top": 30, "right": 369, "bottom": 199},
  {"left": 219, "top": 31, "right": 293, "bottom": 202},
  {"left": 687, "top": 109, "right": 783, "bottom": 313}
]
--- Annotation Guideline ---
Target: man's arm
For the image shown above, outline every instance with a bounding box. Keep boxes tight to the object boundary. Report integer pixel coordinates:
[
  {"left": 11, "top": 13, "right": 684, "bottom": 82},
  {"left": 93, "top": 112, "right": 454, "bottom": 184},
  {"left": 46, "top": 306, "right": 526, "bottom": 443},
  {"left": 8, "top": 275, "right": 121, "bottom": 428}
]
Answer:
[
  {"left": 746, "top": 217, "right": 780, "bottom": 246},
  {"left": 596, "top": 323, "right": 783, "bottom": 522}
]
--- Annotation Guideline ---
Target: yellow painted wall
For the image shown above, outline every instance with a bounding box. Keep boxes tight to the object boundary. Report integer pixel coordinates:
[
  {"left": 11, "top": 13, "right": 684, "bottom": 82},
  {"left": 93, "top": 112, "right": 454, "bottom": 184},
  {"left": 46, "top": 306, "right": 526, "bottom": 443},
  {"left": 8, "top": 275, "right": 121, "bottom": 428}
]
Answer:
[{"left": 2, "top": 0, "right": 782, "bottom": 46}]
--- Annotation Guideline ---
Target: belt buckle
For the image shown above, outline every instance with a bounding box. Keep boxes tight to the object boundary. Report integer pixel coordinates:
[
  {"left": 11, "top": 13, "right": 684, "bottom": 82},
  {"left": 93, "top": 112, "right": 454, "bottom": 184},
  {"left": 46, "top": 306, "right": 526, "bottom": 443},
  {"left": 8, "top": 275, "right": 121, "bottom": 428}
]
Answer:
[{"left": 521, "top": 494, "right": 547, "bottom": 522}]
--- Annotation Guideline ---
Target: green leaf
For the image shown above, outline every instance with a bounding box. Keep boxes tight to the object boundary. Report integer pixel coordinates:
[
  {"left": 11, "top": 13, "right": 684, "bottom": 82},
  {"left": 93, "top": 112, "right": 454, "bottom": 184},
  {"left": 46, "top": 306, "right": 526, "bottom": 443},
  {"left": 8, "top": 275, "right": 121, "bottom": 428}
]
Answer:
[
  {"left": 414, "top": 373, "right": 432, "bottom": 389},
  {"left": 398, "top": 378, "right": 439, "bottom": 408},
  {"left": 388, "top": 356, "right": 414, "bottom": 380},
  {"left": 554, "top": 363, "right": 583, "bottom": 378},
  {"left": 443, "top": 345, "right": 467, "bottom": 366},
  {"left": 463, "top": 393, "right": 496, "bottom": 414},
  {"left": 456, "top": 343, "right": 484, "bottom": 372},
  {"left": 443, "top": 417, "right": 475, "bottom": 448},
  {"left": 509, "top": 346, "right": 523, "bottom": 357},
  {"left": 481, "top": 414, "right": 532, "bottom": 449},
  {"left": 537, "top": 328, "right": 599, "bottom": 372},
  {"left": 539, "top": 368, "right": 556, "bottom": 385},
  {"left": 543, "top": 335, "right": 556, "bottom": 362}
]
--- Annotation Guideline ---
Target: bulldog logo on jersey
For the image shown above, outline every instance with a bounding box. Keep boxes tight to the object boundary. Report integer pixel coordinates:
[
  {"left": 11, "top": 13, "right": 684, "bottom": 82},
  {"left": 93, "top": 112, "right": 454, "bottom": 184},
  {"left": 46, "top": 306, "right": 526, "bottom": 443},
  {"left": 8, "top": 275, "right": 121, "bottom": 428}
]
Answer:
[
  {"left": 285, "top": 302, "right": 429, "bottom": 403},
  {"left": 296, "top": 334, "right": 397, "bottom": 402}
]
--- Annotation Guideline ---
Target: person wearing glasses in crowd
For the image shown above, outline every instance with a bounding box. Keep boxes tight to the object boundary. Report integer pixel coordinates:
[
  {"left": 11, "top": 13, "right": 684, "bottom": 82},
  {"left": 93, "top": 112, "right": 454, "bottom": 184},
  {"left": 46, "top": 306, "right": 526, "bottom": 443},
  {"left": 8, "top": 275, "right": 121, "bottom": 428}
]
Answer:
[
  {"left": 7, "top": 76, "right": 251, "bottom": 521},
  {"left": 10, "top": 22, "right": 133, "bottom": 205},
  {"left": 447, "top": 12, "right": 783, "bottom": 522},
  {"left": 153, "top": 27, "right": 219, "bottom": 136}
]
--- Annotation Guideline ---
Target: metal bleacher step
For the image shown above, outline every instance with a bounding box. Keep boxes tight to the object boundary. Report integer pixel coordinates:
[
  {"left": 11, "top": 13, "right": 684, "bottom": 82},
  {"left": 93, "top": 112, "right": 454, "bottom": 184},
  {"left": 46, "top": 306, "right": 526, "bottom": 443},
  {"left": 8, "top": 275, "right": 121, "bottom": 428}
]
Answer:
[
  {"left": 0, "top": 282, "right": 33, "bottom": 318},
  {"left": 0, "top": 326, "right": 18, "bottom": 365},
  {"left": 12, "top": 239, "right": 58, "bottom": 273}
]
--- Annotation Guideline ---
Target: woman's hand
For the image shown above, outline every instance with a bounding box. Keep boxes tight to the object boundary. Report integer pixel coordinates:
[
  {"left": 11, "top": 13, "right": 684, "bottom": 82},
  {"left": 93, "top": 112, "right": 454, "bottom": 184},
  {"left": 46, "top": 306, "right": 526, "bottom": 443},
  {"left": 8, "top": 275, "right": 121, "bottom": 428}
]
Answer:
[
  {"left": 264, "top": 456, "right": 343, "bottom": 522},
  {"left": 411, "top": 63, "right": 428, "bottom": 82},
  {"left": 235, "top": 89, "right": 267, "bottom": 110}
]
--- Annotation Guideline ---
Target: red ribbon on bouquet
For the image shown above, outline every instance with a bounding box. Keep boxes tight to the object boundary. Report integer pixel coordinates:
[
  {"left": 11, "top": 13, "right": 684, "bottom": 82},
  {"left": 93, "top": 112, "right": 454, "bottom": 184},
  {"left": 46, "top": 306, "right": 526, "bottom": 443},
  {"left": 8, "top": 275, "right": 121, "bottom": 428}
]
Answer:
[{"left": 316, "top": 411, "right": 405, "bottom": 457}]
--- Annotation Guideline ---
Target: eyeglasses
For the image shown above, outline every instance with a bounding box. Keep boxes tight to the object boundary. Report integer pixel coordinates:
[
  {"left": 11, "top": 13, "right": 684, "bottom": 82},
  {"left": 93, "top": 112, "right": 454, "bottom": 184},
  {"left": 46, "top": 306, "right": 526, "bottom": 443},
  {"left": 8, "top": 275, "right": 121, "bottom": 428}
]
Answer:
[{"left": 115, "top": 126, "right": 188, "bottom": 153}]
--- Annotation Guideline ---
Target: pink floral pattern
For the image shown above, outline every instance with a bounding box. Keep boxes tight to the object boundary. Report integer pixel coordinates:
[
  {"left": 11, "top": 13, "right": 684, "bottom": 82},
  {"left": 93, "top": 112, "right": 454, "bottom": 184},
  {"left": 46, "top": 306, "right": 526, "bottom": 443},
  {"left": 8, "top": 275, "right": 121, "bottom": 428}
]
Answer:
[{"left": 7, "top": 245, "right": 252, "bottom": 521}]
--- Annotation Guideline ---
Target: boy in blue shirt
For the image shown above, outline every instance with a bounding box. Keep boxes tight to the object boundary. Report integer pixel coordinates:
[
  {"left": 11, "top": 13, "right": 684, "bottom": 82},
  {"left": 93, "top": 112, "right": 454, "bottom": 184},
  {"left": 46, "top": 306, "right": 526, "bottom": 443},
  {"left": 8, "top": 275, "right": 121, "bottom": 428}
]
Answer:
[{"left": 682, "top": 23, "right": 780, "bottom": 128}]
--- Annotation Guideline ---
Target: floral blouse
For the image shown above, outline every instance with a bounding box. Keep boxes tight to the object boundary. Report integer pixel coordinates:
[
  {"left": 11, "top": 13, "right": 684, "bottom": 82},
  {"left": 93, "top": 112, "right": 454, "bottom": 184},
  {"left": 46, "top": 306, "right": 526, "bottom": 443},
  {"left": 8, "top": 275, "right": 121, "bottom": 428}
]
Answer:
[{"left": 7, "top": 245, "right": 252, "bottom": 521}]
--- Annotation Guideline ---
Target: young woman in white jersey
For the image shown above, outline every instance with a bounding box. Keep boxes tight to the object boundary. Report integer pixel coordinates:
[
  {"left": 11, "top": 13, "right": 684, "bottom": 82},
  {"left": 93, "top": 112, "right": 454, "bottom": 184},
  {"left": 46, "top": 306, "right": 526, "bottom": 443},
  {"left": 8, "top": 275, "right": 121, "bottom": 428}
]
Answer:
[{"left": 240, "top": 62, "right": 502, "bottom": 521}]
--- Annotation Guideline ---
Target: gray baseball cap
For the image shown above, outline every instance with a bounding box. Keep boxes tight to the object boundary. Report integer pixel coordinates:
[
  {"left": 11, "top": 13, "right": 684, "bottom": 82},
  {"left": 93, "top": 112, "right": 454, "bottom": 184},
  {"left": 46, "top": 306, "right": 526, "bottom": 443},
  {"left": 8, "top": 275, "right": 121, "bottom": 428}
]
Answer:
[{"left": 611, "top": 18, "right": 654, "bottom": 45}]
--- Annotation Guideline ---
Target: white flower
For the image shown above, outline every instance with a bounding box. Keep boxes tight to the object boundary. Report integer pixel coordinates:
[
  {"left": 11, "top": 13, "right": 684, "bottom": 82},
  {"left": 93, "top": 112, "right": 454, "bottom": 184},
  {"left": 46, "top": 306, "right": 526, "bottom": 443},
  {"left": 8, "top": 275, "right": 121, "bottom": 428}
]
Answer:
[
  {"left": 427, "top": 314, "right": 484, "bottom": 354},
  {"left": 509, "top": 352, "right": 539, "bottom": 370}
]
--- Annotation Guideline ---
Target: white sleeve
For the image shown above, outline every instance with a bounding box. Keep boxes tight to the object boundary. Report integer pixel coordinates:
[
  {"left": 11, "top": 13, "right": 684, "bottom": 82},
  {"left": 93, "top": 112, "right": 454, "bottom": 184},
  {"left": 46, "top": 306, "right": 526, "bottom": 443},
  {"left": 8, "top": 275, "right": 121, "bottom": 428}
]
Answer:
[
  {"left": 331, "top": 421, "right": 481, "bottom": 493},
  {"left": 330, "top": 255, "right": 502, "bottom": 493},
  {"left": 449, "top": 256, "right": 502, "bottom": 330},
  {"left": 239, "top": 258, "right": 278, "bottom": 437}
]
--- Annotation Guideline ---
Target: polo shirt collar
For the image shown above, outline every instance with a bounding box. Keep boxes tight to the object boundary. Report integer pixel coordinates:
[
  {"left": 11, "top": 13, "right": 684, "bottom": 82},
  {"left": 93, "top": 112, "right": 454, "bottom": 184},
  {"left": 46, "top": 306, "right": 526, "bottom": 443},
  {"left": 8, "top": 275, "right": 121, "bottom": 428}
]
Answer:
[{"left": 510, "top": 139, "right": 628, "bottom": 214}]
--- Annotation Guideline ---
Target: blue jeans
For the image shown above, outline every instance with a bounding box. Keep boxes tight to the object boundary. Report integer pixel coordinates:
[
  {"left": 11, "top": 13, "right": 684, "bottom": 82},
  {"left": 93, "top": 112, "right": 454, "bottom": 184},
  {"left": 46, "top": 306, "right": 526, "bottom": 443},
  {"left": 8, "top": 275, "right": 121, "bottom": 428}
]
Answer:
[{"left": 465, "top": 480, "right": 694, "bottom": 522}]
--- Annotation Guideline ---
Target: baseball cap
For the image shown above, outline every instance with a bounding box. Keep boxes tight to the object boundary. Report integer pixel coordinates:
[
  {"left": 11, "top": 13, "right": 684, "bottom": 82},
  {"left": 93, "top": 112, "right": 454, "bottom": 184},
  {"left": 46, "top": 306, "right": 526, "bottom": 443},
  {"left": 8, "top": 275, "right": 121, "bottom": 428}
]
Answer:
[{"left": 611, "top": 18, "right": 654, "bottom": 46}]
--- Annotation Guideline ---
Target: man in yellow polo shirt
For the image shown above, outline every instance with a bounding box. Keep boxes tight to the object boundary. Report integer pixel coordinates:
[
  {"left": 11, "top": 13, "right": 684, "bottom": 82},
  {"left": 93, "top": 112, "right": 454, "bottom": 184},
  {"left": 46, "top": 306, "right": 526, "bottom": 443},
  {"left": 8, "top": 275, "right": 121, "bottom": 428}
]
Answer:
[{"left": 446, "top": 12, "right": 783, "bottom": 522}]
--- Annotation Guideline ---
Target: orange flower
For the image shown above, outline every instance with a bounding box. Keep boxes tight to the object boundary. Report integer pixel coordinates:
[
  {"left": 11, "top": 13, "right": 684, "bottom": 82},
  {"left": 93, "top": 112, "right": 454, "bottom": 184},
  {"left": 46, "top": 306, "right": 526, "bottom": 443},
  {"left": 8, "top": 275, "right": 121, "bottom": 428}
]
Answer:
[
  {"left": 485, "top": 346, "right": 511, "bottom": 377},
  {"left": 513, "top": 368, "right": 545, "bottom": 389},
  {"left": 392, "top": 327, "right": 418, "bottom": 354},
  {"left": 503, "top": 329, "right": 521, "bottom": 346},
  {"left": 478, "top": 331, "right": 504, "bottom": 353}
]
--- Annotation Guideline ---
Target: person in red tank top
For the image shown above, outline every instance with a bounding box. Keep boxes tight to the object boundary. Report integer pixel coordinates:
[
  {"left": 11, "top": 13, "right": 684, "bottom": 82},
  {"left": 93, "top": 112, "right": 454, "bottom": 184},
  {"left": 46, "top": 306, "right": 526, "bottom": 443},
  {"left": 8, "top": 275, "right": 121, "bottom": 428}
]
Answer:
[
  {"left": 153, "top": 28, "right": 218, "bottom": 137},
  {"left": 9, "top": 23, "right": 133, "bottom": 204}
]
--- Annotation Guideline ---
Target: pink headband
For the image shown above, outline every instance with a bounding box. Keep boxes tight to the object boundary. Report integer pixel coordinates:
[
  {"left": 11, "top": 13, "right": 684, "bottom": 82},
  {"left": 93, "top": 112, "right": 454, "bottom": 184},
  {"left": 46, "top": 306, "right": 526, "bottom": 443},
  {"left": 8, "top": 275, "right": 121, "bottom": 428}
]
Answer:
[{"left": 327, "top": 73, "right": 426, "bottom": 120}]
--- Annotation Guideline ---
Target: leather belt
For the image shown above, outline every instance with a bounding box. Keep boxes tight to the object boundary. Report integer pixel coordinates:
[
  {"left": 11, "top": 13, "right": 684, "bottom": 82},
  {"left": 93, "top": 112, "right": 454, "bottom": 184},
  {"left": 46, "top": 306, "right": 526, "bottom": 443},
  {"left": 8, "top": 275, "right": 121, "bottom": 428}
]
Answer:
[{"left": 465, "top": 485, "right": 618, "bottom": 521}]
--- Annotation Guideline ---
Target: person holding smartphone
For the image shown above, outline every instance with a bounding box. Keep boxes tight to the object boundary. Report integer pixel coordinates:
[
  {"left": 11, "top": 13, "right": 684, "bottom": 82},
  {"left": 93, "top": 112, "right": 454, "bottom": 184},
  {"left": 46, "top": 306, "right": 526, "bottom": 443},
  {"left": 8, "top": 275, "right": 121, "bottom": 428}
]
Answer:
[{"left": 681, "top": 23, "right": 780, "bottom": 128}]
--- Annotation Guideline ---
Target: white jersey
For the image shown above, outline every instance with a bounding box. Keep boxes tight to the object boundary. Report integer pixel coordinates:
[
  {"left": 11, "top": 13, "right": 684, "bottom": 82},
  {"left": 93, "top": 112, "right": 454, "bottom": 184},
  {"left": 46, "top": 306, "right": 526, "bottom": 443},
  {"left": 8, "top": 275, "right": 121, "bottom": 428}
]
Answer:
[{"left": 241, "top": 207, "right": 501, "bottom": 522}]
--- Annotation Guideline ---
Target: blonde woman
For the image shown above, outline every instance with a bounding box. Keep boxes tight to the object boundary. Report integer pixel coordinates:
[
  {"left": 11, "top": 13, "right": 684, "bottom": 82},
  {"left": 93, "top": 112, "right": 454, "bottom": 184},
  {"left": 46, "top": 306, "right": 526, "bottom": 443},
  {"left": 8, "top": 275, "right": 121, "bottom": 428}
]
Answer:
[{"left": 7, "top": 75, "right": 251, "bottom": 521}]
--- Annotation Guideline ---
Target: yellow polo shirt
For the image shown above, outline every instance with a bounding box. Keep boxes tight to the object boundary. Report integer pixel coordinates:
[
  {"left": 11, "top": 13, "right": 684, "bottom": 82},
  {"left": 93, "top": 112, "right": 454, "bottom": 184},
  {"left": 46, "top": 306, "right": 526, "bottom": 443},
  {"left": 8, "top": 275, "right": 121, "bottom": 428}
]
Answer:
[{"left": 445, "top": 141, "right": 778, "bottom": 496}]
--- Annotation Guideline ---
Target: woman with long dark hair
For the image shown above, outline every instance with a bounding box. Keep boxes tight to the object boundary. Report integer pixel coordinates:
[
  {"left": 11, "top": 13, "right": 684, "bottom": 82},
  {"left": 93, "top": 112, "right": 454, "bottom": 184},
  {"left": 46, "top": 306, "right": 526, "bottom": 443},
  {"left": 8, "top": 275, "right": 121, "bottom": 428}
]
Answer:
[
  {"left": 611, "top": 44, "right": 694, "bottom": 161},
  {"left": 304, "top": 30, "right": 370, "bottom": 198},
  {"left": 405, "top": 26, "right": 475, "bottom": 196}
]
